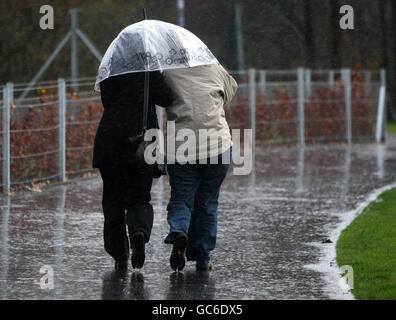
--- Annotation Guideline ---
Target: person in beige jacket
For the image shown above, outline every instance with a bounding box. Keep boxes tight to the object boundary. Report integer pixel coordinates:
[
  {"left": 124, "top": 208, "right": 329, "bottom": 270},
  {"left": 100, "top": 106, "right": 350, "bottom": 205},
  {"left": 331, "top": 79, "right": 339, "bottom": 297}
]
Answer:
[{"left": 162, "top": 63, "right": 238, "bottom": 272}]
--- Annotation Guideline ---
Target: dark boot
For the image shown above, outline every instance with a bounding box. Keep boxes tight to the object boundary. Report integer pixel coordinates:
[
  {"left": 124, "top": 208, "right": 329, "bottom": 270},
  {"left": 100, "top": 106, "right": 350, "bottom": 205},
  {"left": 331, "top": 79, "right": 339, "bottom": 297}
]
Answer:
[
  {"left": 196, "top": 261, "right": 213, "bottom": 272},
  {"left": 115, "top": 259, "right": 128, "bottom": 271},
  {"left": 170, "top": 233, "right": 188, "bottom": 271},
  {"left": 131, "top": 232, "right": 145, "bottom": 269}
]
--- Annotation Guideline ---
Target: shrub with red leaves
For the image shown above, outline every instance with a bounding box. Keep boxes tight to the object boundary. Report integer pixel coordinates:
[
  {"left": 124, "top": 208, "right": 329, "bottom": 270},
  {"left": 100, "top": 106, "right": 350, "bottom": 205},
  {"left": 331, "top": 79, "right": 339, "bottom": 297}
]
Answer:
[
  {"left": 9, "top": 88, "right": 103, "bottom": 185},
  {"left": 3, "top": 74, "right": 377, "bottom": 188},
  {"left": 225, "top": 75, "right": 377, "bottom": 146}
]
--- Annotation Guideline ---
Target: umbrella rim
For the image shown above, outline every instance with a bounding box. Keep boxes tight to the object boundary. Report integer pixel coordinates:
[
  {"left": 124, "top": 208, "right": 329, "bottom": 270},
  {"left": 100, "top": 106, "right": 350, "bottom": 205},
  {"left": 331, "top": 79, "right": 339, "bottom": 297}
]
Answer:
[
  {"left": 94, "top": 62, "right": 220, "bottom": 92},
  {"left": 94, "top": 19, "right": 219, "bottom": 92}
]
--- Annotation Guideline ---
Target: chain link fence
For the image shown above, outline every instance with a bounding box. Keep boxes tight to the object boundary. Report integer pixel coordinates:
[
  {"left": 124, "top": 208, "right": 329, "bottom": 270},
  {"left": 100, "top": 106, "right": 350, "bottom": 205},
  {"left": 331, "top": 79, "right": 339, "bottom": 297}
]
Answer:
[{"left": 0, "top": 69, "right": 386, "bottom": 192}]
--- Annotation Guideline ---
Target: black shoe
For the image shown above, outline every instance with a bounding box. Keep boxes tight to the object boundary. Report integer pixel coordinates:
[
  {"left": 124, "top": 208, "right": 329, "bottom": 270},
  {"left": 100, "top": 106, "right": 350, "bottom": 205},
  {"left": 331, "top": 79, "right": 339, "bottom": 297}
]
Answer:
[
  {"left": 131, "top": 232, "right": 145, "bottom": 269},
  {"left": 170, "top": 234, "right": 188, "bottom": 271},
  {"left": 115, "top": 259, "right": 128, "bottom": 271},
  {"left": 196, "top": 261, "right": 213, "bottom": 272}
]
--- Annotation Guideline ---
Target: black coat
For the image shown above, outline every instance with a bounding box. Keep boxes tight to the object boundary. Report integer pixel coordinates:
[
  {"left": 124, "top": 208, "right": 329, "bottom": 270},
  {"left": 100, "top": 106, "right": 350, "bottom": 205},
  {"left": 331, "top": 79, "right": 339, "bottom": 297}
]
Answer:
[{"left": 92, "top": 71, "right": 173, "bottom": 168}]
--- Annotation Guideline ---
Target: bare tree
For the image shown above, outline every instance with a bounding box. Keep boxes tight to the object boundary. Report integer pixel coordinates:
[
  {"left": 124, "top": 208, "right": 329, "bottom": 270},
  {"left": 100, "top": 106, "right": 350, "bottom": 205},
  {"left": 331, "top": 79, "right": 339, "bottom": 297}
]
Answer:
[
  {"left": 378, "top": 0, "right": 388, "bottom": 69},
  {"left": 389, "top": 0, "right": 396, "bottom": 121},
  {"left": 303, "top": 0, "right": 316, "bottom": 68},
  {"left": 329, "top": 0, "right": 341, "bottom": 68}
]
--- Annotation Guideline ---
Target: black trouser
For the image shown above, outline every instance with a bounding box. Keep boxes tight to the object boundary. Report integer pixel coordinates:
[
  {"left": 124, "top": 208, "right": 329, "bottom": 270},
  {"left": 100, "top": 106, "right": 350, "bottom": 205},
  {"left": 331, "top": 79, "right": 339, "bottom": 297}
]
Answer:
[{"left": 99, "top": 163, "right": 153, "bottom": 261}]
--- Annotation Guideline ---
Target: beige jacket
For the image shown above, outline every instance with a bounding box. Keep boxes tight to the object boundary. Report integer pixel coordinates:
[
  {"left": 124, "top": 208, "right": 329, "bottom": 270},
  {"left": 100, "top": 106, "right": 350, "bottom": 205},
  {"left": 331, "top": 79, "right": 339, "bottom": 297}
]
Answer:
[{"left": 163, "top": 64, "right": 238, "bottom": 162}]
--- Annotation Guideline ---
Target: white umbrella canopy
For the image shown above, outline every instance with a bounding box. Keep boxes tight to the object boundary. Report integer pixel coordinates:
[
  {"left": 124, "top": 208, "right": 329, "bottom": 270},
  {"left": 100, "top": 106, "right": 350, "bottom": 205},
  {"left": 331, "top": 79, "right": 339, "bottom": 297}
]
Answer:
[{"left": 94, "top": 19, "right": 219, "bottom": 91}]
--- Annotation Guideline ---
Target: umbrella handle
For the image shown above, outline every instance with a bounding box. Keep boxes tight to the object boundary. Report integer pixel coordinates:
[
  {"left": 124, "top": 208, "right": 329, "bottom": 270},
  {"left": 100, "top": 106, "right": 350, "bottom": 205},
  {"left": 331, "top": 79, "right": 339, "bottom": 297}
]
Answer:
[
  {"left": 142, "top": 70, "right": 150, "bottom": 133},
  {"left": 142, "top": 7, "right": 149, "bottom": 134}
]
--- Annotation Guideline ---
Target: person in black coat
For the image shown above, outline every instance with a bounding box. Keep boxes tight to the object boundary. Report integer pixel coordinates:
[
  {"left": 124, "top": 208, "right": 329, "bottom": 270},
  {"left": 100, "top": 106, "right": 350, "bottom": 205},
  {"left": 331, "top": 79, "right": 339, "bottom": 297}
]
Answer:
[{"left": 93, "top": 71, "right": 173, "bottom": 270}]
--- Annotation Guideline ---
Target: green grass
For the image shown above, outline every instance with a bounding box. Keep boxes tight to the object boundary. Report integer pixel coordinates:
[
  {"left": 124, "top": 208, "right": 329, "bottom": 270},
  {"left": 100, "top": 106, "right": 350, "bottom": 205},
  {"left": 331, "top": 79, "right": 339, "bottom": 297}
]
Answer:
[
  {"left": 387, "top": 123, "right": 396, "bottom": 134},
  {"left": 336, "top": 188, "right": 396, "bottom": 300}
]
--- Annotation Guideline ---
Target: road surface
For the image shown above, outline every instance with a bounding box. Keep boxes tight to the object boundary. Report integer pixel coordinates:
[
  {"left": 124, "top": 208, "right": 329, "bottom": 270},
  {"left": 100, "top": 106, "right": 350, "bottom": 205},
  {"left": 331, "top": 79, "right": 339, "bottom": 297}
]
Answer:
[{"left": 1, "top": 139, "right": 396, "bottom": 299}]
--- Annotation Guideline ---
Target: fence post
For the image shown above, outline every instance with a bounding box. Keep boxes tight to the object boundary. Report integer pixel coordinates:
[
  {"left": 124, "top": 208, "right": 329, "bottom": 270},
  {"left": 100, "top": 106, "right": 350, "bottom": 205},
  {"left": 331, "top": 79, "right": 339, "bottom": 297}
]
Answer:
[
  {"left": 380, "top": 69, "right": 387, "bottom": 142},
  {"left": 376, "top": 69, "right": 386, "bottom": 143},
  {"left": 297, "top": 68, "right": 305, "bottom": 147},
  {"left": 342, "top": 69, "right": 352, "bottom": 144},
  {"left": 58, "top": 78, "right": 66, "bottom": 182},
  {"left": 329, "top": 70, "right": 335, "bottom": 90},
  {"left": 2, "top": 83, "right": 12, "bottom": 193},
  {"left": 259, "top": 70, "right": 266, "bottom": 94},
  {"left": 248, "top": 68, "right": 256, "bottom": 150},
  {"left": 305, "top": 69, "right": 311, "bottom": 98}
]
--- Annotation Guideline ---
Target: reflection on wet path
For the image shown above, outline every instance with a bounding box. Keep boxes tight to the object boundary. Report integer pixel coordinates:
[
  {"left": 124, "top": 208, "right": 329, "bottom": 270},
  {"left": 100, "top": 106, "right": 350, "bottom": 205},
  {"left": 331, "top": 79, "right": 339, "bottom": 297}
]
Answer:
[
  {"left": 1, "top": 197, "right": 10, "bottom": 299},
  {"left": 101, "top": 271, "right": 150, "bottom": 300},
  {"left": 1, "top": 139, "right": 396, "bottom": 299}
]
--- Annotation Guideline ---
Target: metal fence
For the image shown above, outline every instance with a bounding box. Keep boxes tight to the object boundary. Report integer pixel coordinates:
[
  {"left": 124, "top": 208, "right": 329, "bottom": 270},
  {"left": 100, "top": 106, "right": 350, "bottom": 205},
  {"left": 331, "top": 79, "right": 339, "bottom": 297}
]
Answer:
[
  {"left": 0, "top": 68, "right": 386, "bottom": 192},
  {"left": 1, "top": 77, "right": 102, "bottom": 192},
  {"left": 227, "top": 68, "right": 386, "bottom": 147}
]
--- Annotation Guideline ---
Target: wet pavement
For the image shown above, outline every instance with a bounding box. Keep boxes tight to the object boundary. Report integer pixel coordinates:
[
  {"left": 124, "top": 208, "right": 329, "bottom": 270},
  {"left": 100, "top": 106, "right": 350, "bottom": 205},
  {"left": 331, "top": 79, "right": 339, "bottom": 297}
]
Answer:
[{"left": 1, "top": 138, "right": 396, "bottom": 300}]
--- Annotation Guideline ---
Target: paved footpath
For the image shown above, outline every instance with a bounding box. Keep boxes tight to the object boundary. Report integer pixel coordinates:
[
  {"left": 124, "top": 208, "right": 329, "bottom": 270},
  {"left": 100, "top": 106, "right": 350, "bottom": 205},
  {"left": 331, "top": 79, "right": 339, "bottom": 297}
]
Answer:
[{"left": 1, "top": 138, "right": 396, "bottom": 299}]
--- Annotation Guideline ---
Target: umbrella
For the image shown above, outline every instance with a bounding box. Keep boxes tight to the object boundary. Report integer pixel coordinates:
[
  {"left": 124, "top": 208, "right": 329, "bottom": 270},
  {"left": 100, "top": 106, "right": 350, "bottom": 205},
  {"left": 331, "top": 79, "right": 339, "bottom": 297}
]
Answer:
[
  {"left": 94, "top": 16, "right": 219, "bottom": 91},
  {"left": 94, "top": 11, "right": 219, "bottom": 176}
]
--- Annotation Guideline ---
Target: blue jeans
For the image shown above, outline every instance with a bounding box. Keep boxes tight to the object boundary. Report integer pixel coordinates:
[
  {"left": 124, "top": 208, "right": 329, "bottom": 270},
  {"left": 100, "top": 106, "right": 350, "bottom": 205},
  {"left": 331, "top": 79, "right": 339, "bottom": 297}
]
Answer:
[{"left": 165, "top": 149, "right": 231, "bottom": 265}]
